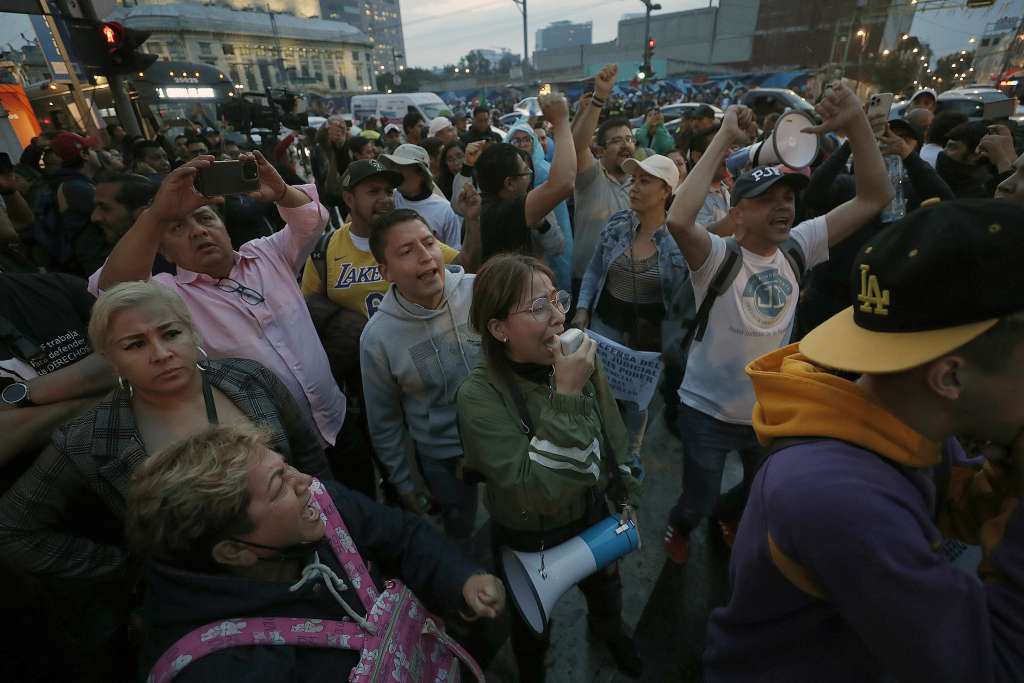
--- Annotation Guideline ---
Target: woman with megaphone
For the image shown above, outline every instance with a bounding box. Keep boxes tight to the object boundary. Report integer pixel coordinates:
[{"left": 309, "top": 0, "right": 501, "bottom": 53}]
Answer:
[{"left": 457, "top": 254, "right": 644, "bottom": 681}]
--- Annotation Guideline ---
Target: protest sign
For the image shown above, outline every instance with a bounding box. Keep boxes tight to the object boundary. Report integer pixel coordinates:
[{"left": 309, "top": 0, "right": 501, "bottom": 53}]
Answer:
[{"left": 585, "top": 329, "right": 664, "bottom": 410}]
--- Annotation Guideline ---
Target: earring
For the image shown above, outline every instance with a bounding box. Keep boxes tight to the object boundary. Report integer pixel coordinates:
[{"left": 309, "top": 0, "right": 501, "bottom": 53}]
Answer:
[
  {"left": 116, "top": 375, "right": 134, "bottom": 398},
  {"left": 501, "top": 337, "right": 509, "bottom": 343},
  {"left": 196, "top": 346, "right": 211, "bottom": 372}
]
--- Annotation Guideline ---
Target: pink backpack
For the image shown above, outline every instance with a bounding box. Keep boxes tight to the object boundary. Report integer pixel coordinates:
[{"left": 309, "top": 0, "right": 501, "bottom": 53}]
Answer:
[{"left": 148, "top": 479, "right": 484, "bottom": 682}]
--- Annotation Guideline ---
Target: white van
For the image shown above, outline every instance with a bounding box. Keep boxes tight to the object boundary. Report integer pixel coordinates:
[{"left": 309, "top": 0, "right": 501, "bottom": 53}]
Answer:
[{"left": 351, "top": 93, "right": 451, "bottom": 124}]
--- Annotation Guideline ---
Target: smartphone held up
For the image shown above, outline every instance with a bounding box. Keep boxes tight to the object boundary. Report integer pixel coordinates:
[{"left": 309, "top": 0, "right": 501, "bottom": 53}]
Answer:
[{"left": 193, "top": 159, "right": 260, "bottom": 198}]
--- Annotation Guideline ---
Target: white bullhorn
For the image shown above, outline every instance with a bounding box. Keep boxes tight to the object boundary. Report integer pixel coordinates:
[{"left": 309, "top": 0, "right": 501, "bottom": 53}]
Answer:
[
  {"left": 501, "top": 515, "right": 641, "bottom": 636},
  {"left": 726, "top": 109, "right": 820, "bottom": 176}
]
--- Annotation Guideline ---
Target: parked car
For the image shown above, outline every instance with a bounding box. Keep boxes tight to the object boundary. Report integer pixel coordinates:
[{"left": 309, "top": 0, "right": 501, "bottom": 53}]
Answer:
[
  {"left": 629, "top": 102, "right": 724, "bottom": 128},
  {"left": 740, "top": 88, "right": 816, "bottom": 122},
  {"left": 351, "top": 92, "right": 451, "bottom": 124}
]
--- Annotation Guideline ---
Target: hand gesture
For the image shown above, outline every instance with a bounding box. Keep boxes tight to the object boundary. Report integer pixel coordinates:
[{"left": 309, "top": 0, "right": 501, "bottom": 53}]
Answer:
[
  {"left": 539, "top": 92, "right": 570, "bottom": 126},
  {"left": 464, "top": 140, "right": 486, "bottom": 168},
  {"left": 148, "top": 155, "right": 221, "bottom": 223},
  {"left": 398, "top": 490, "right": 429, "bottom": 516},
  {"left": 245, "top": 150, "right": 290, "bottom": 203},
  {"left": 453, "top": 182, "right": 481, "bottom": 220},
  {"left": 460, "top": 574, "right": 506, "bottom": 621},
  {"left": 720, "top": 105, "right": 756, "bottom": 145},
  {"left": 594, "top": 64, "right": 618, "bottom": 100},
  {"left": 879, "top": 126, "right": 912, "bottom": 160},
  {"left": 570, "top": 309, "right": 590, "bottom": 330},
  {"left": 550, "top": 332, "right": 596, "bottom": 396},
  {"left": 646, "top": 109, "right": 664, "bottom": 130},
  {"left": 977, "top": 128, "right": 1017, "bottom": 172},
  {"left": 804, "top": 82, "right": 864, "bottom": 134}
]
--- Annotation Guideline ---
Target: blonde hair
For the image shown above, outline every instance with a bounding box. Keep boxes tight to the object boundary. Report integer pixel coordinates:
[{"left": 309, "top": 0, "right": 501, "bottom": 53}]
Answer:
[
  {"left": 126, "top": 424, "right": 268, "bottom": 571},
  {"left": 89, "top": 280, "right": 201, "bottom": 354}
]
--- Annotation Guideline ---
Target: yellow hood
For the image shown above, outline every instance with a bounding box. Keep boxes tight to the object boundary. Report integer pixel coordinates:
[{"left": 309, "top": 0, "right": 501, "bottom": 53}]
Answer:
[{"left": 746, "top": 344, "right": 941, "bottom": 468}]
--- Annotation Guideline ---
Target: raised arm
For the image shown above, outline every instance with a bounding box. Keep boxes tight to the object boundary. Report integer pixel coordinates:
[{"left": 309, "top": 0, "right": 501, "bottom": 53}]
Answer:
[
  {"left": 804, "top": 83, "right": 895, "bottom": 248},
  {"left": 524, "top": 93, "right": 576, "bottom": 227},
  {"left": 97, "top": 156, "right": 220, "bottom": 290},
  {"left": 667, "top": 106, "right": 754, "bottom": 269},
  {"left": 572, "top": 64, "right": 617, "bottom": 177},
  {"left": 451, "top": 182, "right": 481, "bottom": 272}
]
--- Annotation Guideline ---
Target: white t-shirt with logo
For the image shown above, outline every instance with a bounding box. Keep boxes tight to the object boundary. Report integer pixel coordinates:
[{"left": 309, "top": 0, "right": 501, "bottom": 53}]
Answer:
[{"left": 679, "top": 216, "right": 829, "bottom": 425}]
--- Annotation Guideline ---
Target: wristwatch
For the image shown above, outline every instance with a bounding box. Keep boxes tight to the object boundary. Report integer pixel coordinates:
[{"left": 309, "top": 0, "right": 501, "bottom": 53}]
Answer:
[{"left": 1, "top": 381, "right": 34, "bottom": 407}]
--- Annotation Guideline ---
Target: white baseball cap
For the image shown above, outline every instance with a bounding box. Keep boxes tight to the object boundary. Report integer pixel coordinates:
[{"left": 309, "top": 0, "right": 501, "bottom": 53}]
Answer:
[
  {"left": 383, "top": 123, "right": 402, "bottom": 135},
  {"left": 428, "top": 116, "right": 454, "bottom": 138},
  {"left": 382, "top": 144, "right": 432, "bottom": 177},
  {"left": 621, "top": 155, "right": 680, "bottom": 191}
]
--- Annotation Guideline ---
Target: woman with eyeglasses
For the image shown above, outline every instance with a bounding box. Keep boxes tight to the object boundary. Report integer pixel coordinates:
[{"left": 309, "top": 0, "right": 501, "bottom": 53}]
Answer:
[
  {"left": 456, "top": 254, "right": 643, "bottom": 681},
  {"left": 571, "top": 155, "right": 683, "bottom": 479},
  {"left": 0, "top": 280, "right": 330, "bottom": 583}
]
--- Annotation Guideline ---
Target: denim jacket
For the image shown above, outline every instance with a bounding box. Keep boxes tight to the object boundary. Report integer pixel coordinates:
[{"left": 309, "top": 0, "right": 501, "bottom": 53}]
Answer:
[{"left": 578, "top": 208, "right": 688, "bottom": 315}]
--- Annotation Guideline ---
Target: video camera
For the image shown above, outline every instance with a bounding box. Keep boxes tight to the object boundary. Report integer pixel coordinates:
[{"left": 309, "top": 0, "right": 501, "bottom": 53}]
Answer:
[{"left": 220, "top": 88, "right": 309, "bottom": 134}]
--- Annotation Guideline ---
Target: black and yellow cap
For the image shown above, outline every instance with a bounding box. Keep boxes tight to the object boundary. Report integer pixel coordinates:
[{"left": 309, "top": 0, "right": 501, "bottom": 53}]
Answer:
[{"left": 800, "top": 199, "right": 1024, "bottom": 373}]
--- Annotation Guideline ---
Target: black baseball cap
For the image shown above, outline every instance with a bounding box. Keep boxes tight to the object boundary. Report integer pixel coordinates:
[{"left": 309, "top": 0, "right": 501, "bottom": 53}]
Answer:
[
  {"left": 800, "top": 200, "right": 1024, "bottom": 373},
  {"left": 889, "top": 113, "right": 924, "bottom": 147},
  {"left": 730, "top": 166, "right": 809, "bottom": 207},
  {"left": 340, "top": 159, "right": 403, "bottom": 192}
]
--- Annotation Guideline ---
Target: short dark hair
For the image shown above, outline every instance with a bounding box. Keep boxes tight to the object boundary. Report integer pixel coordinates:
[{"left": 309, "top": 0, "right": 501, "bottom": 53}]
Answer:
[
  {"left": 186, "top": 139, "right": 208, "bottom": 150},
  {"left": 132, "top": 139, "right": 164, "bottom": 158},
  {"left": 347, "top": 136, "right": 372, "bottom": 156},
  {"left": 473, "top": 107, "right": 490, "bottom": 119},
  {"left": 421, "top": 137, "right": 444, "bottom": 161},
  {"left": 596, "top": 117, "right": 632, "bottom": 147},
  {"left": 403, "top": 111, "right": 425, "bottom": 134},
  {"left": 369, "top": 208, "right": 429, "bottom": 264},
  {"left": 97, "top": 173, "right": 158, "bottom": 212},
  {"left": 475, "top": 143, "right": 526, "bottom": 195},
  {"left": 925, "top": 111, "right": 968, "bottom": 146}
]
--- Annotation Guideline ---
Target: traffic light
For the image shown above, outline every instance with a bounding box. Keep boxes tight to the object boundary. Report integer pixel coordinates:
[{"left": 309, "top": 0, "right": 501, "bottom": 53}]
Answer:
[{"left": 101, "top": 21, "right": 156, "bottom": 75}]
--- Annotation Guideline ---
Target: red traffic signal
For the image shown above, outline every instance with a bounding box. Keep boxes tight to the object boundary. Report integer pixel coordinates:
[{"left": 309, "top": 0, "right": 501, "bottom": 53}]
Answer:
[
  {"left": 102, "top": 21, "right": 124, "bottom": 47},
  {"left": 647, "top": 38, "right": 656, "bottom": 49}
]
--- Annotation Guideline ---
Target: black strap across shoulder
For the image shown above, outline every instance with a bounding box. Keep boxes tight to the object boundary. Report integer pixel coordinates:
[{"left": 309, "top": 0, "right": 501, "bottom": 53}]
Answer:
[{"left": 201, "top": 371, "right": 219, "bottom": 425}]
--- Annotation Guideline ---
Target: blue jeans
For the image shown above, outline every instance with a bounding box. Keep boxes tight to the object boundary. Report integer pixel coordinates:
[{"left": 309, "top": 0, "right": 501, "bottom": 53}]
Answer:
[
  {"left": 419, "top": 455, "right": 478, "bottom": 542},
  {"left": 669, "top": 403, "right": 764, "bottom": 532}
]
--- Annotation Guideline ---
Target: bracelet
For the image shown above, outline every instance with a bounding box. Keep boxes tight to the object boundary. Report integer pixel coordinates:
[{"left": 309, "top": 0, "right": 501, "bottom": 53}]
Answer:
[
  {"left": 591, "top": 95, "right": 606, "bottom": 108},
  {"left": 273, "top": 185, "right": 288, "bottom": 203}
]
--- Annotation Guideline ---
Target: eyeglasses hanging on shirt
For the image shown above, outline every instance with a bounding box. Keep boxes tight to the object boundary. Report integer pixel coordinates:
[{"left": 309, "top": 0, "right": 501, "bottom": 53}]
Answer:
[{"left": 216, "top": 277, "right": 266, "bottom": 305}]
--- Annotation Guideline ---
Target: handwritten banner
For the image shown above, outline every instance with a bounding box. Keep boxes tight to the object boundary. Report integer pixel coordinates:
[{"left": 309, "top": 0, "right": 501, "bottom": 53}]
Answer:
[{"left": 586, "top": 329, "right": 664, "bottom": 410}]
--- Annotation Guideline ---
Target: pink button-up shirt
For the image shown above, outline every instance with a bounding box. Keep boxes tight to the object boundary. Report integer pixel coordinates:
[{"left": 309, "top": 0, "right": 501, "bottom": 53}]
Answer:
[{"left": 89, "top": 184, "right": 346, "bottom": 444}]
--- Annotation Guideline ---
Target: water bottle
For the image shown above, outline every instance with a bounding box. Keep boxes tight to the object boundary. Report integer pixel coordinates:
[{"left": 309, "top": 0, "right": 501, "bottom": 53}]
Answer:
[{"left": 880, "top": 154, "right": 905, "bottom": 223}]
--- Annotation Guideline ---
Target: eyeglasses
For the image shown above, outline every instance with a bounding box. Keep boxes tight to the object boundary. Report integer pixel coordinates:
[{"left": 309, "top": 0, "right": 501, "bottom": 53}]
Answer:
[
  {"left": 510, "top": 136, "right": 533, "bottom": 147},
  {"left": 605, "top": 135, "right": 635, "bottom": 147},
  {"left": 511, "top": 290, "right": 570, "bottom": 323},
  {"left": 216, "top": 277, "right": 265, "bottom": 305}
]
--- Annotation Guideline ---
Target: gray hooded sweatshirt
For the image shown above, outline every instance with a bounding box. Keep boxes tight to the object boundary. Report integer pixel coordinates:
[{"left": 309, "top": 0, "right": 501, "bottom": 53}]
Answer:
[{"left": 359, "top": 266, "right": 480, "bottom": 494}]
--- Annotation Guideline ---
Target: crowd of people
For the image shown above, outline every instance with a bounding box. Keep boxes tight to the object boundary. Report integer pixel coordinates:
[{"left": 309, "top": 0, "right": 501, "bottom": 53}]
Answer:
[{"left": 1, "top": 59, "right": 1023, "bottom": 683}]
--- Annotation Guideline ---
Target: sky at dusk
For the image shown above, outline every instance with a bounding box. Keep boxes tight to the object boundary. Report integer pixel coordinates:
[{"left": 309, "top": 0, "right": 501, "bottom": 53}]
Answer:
[{"left": 0, "top": 0, "right": 1020, "bottom": 70}]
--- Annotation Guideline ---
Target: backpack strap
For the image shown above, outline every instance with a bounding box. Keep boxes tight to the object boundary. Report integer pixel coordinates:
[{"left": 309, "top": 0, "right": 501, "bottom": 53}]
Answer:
[
  {"left": 308, "top": 478, "right": 381, "bottom": 611},
  {"left": 310, "top": 228, "right": 336, "bottom": 295},
  {"left": 148, "top": 616, "right": 366, "bottom": 683},
  {"left": 780, "top": 236, "right": 808, "bottom": 288},
  {"left": 684, "top": 237, "right": 744, "bottom": 351}
]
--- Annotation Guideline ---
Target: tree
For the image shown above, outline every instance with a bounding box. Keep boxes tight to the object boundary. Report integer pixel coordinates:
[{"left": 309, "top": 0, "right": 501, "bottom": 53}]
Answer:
[
  {"left": 870, "top": 53, "right": 922, "bottom": 96},
  {"left": 458, "top": 50, "right": 492, "bottom": 75},
  {"left": 932, "top": 50, "right": 975, "bottom": 89}
]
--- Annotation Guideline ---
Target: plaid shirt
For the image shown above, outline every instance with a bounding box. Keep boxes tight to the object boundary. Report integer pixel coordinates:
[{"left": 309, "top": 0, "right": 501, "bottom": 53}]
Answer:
[{"left": 0, "top": 357, "right": 330, "bottom": 580}]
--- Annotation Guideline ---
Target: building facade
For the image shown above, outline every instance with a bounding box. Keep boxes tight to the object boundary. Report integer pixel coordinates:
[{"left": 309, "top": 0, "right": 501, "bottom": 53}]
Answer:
[
  {"left": 120, "top": 0, "right": 404, "bottom": 80},
  {"left": 318, "top": 0, "right": 406, "bottom": 76},
  {"left": 535, "top": 20, "right": 592, "bottom": 52},
  {"left": 107, "top": 3, "right": 374, "bottom": 94}
]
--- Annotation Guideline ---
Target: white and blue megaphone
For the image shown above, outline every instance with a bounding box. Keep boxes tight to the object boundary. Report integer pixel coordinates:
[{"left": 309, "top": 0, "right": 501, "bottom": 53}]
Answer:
[
  {"left": 501, "top": 516, "right": 641, "bottom": 636},
  {"left": 726, "top": 109, "right": 820, "bottom": 177}
]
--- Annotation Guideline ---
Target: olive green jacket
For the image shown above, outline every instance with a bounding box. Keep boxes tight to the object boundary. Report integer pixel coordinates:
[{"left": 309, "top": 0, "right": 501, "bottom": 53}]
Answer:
[{"left": 456, "top": 359, "right": 642, "bottom": 532}]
